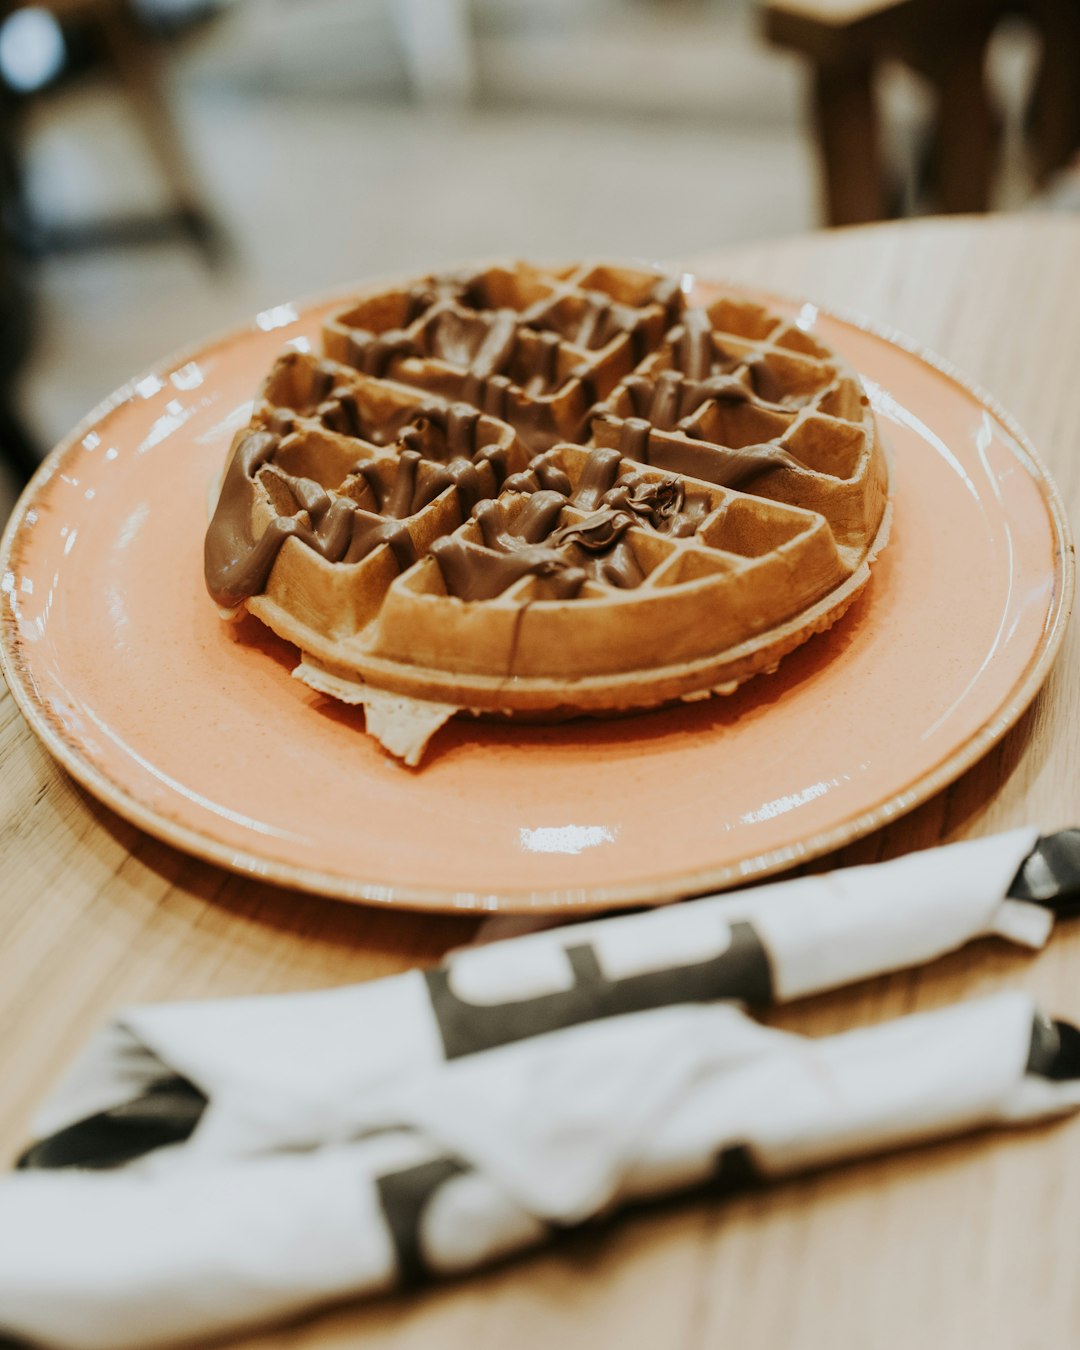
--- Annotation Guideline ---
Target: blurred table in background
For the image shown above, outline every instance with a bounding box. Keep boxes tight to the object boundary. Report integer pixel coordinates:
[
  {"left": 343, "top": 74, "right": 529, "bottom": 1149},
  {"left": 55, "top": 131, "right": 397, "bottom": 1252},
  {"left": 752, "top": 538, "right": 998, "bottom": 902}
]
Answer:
[
  {"left": 3, "top": 214, "right": 1080, "bottom": 1349},
  {"left": 763, "top": 0, "right": 1080, "bottom": 223}
]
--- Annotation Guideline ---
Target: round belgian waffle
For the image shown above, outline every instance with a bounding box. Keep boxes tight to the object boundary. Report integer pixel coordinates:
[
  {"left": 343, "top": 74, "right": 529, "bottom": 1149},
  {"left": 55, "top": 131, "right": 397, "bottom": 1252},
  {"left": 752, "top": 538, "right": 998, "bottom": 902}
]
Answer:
[{"left": 205, "top": 261, "right": 891, "bottom": 764}]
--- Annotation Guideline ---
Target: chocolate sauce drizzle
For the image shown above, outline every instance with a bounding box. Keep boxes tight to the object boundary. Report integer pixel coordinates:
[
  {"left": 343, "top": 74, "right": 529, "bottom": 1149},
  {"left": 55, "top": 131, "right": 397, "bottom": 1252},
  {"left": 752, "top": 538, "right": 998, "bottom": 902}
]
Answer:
[
  {"left": 597, "top": 349, "right": 808, "bottom": 491},
  {"left": 664, "top": 306, "right": 832, "bottom": 412},
  {"left": 431, "top": 490, "right": 643, "bottom": 602},
  {"left": 620, "top": 368, "right": 788, "bottom": 432},
  {"left": 341, "top": 275, "right": 468, "bottom": 374},
  {"left": 207, "top": 268, "right": 812, "bottom": 613},
  {"left": 521, "top": 289, "right": 650, "bottom": 356},
  {"left": 670, "top": 307, "right": 717, "bottom": 382},
  {"left": 338, "top": 269, "right": 684, "bottom": 446},
  {"left": 424, "top": 443, "right": 716, "bottom": 602},
  {"left": 504, "top": 447, "right": 710, "bottom": 539},
  {"left": 204, "top": 402, "right": 515, "bottom": 609},
  {"left": 600, "top": 469, "right": 710, "bottom": 538},
  {"left": 205, "top": 431, "right": 420, "bottom": 608},
  {"left": 357, "top": 448, "right": 495, "bottom": 519},
  {"left": 611, "top": 418, "right": 804, "bottom": 489}
]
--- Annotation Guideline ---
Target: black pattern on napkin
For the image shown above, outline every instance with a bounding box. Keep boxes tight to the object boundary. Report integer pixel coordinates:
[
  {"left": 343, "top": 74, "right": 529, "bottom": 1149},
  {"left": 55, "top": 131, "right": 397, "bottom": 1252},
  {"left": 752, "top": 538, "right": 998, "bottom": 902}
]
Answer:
[
  {"left": 426, "top": 919, "right": 773, "bottom": 1060},
  {"left": 17, "top": 1077, "right": 207, "bottom": 1172}
]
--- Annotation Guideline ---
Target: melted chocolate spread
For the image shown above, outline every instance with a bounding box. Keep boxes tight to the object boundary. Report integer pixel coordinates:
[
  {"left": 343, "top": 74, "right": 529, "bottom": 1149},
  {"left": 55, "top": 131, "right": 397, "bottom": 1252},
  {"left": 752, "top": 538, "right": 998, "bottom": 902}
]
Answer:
[
  {"left": 205, "top": 431, "right": 423, "bottom": 608},
  {"left": 341, "top": 272, "right": 683, "bottom": 442},
  {"left": 358, "top": 448, "right": 493, "bottom": 519},
  {"left": 204, "top": 395, "right": 513, "bottom": 609},
  {"left": 601, "top": 349, "right": 806, "bottom": 491},
  {"left": 207, "top": 271, "right": 744, "bottom": 611},
  {"left": 504, "top": 446, "right": 708, "bottom": 538},
  {"left": 522, "top": 289, "right": 650, "bottom": 355},
  {"left": 424, "top": 443, "right": 712, "bottom": 602},
  {"left": 621, "top": 363, "right": 790, "bottom": 433},
  {"left": 610, "top": 416, "right": 804, "bottom": 488},
  {"left": 432, "top": 490, "right": 643, "bottom": 602}
]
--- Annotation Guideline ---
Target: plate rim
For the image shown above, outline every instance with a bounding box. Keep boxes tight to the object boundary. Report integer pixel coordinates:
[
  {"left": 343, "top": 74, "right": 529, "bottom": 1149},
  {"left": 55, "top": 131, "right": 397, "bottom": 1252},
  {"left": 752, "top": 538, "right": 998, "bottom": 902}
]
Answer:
[{"left": 1, "top": 276, "right": 1074, "bottom": 914}]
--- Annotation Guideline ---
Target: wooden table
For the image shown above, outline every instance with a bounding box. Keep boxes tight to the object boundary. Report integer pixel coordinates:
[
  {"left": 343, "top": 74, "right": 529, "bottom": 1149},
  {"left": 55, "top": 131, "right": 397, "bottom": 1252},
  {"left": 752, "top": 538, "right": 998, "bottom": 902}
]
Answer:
[{"left": 3, "top": 214, "right": 1080, "bottom": 1349}]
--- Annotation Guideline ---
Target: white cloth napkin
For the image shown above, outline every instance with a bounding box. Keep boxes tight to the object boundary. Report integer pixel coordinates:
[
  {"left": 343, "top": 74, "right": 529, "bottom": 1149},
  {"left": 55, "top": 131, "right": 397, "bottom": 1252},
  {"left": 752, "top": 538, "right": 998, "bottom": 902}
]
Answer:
[{"left": 3, "top": 827, "right": 1078, "bottom": 1350}]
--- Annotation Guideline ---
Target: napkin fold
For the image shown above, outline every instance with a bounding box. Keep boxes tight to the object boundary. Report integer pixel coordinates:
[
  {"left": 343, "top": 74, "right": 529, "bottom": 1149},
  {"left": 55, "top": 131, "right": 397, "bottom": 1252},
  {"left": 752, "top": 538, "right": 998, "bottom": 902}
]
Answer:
[
  {"left": 4, "top": 993, "right": 1079, "bottom": 1350},
  {"left": 22, "top": 825, "right": 1048, "bottom": 1166},
  {"left": 4, "top": 827, "right": 1080, "bottom": 1350}
]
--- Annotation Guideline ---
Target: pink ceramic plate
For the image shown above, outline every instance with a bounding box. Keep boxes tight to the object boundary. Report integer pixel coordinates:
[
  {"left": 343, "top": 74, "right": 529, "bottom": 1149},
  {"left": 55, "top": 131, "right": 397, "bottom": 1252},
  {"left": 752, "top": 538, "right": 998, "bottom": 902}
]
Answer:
[{"left": 0, "top": 283, "right": 1073, "bottom": 913}]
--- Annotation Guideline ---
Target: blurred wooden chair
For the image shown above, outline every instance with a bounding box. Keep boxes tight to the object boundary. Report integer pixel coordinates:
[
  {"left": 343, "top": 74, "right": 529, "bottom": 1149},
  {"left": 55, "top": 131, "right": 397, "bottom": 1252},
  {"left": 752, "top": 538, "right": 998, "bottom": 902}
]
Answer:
[
  {"left": 761, "top": 0, "right": 1080, "bottom": 224},
  {"left": 0, "top": 0, "right": 225, "bottom": 483},
  {"left": 1, "top": 81, "right": 40, "bottom": 484},
  {"left": 2, "top": 0, "right": 224, "bottom": 258}
]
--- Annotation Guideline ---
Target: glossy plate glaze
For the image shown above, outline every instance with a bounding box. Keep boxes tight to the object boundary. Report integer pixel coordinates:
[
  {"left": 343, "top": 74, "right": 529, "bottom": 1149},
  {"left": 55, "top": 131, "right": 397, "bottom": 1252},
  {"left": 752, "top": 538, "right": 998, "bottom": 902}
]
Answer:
[{"left": 0, "top": 283, "right": 1073, "bottom": 913}]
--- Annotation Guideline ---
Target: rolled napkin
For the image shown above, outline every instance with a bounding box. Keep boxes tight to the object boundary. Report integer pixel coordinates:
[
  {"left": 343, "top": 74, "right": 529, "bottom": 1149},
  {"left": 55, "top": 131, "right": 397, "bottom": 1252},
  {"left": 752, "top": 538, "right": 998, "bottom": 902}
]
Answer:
[
  {"left": 4, "top": 828, "right": 1080, "bottom": 1349},
  {"left": 18, "top": 826, "right": 1063, "bottom": 1168},
  {"left": 4, "top": 994, "right": 1080, "bottom": 1350}
]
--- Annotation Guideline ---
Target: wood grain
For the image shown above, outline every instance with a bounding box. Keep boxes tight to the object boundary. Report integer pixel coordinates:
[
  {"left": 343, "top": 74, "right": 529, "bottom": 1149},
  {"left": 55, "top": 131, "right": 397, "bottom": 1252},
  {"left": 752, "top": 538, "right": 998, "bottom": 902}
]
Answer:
[{"left": 3, "top": 214, "right": 1080, "bottom": 1350}]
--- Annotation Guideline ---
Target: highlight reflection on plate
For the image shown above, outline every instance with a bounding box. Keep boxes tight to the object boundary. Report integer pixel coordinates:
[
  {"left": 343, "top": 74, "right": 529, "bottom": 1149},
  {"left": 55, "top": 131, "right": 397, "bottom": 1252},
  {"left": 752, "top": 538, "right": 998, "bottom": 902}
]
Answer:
[{"left": 0, "top": 285, "right": 1072, "bottom": 913}]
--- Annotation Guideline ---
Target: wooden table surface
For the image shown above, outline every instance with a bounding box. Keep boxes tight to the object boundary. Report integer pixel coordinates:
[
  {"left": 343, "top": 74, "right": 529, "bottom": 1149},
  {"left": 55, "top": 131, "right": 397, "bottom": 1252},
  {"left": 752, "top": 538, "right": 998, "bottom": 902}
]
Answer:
[{"left": 4, "top": 214, "right": 1080, "bottom": 1349}]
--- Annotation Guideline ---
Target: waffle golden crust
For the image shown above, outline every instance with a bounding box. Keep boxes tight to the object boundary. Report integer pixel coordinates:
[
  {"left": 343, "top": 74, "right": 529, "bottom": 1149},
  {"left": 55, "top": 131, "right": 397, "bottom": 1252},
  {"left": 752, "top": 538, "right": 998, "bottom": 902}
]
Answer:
[{"left": 205, "top": 262, "right": 891, "bottom": 764}]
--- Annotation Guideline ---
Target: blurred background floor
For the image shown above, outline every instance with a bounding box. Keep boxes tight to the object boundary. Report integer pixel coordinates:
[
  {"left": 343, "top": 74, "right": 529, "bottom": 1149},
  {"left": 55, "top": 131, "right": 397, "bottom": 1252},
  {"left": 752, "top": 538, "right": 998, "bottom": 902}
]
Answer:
[{"left": 0, "top": 0, "right": 1075, "bottom": 518}]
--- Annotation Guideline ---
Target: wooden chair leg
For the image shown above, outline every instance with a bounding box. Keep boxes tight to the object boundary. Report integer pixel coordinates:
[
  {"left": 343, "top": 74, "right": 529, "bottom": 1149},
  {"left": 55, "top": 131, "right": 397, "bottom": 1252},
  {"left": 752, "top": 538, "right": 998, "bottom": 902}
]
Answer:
[
  {"left": 0, "top": 98, "right": 38, "bottom": 485},
  {"left": 1025, "top": 0, "right": 1080, "bottom": 183},
  {"left": 93, "top": 0, "right": 208, "bottom": 226},
  {"left": 811, "top": 60, "right": 889, "bottom": 226},
  {"left": 931, "top": 24, "right": 998, "bottom": 213},
  {"left": 0, "top": 391, "right": 41, "bottom": 486}
]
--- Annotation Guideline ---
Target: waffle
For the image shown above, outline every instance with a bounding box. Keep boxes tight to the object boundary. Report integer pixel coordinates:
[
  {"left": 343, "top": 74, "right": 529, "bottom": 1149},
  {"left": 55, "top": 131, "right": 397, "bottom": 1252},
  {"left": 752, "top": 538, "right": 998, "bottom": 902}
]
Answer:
[{"left": 205, "top": 261, "right": 891, "bottom": 764}]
